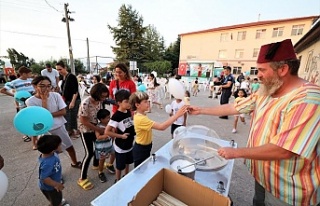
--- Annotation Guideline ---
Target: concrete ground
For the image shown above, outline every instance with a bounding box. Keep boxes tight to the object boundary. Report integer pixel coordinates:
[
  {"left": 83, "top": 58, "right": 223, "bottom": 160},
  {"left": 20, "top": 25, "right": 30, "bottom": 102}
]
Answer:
[{"left": 0, "top": 89, "right": 254, "bottom": 206}]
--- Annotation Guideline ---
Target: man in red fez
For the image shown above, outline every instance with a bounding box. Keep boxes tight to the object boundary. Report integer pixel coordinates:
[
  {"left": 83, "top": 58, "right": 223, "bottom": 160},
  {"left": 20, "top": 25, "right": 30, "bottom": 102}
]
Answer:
[{"left": 188, "top": 39, "right": 320, "bottom": 206}]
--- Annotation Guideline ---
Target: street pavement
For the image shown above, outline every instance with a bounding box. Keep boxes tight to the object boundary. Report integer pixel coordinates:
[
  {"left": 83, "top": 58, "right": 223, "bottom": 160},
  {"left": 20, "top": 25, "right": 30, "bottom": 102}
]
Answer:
[{"left": 0, "top": 89, "right": 254, "bottom": 206}]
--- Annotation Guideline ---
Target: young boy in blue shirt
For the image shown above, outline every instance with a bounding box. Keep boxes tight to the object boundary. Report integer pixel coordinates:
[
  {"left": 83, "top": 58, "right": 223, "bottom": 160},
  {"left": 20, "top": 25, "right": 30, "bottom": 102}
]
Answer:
[{"left": 37, "top": 135, "right": 68, "bottom": 206}]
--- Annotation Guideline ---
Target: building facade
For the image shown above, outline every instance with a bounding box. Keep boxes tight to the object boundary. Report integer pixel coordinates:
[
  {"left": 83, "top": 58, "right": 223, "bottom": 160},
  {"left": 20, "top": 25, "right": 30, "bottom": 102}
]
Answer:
[
  {"left": 179, "top": 16, "right": 319, "bottom": 78},
  {"left": 294, "top": 18, "right": 320, "bottom": 86}
]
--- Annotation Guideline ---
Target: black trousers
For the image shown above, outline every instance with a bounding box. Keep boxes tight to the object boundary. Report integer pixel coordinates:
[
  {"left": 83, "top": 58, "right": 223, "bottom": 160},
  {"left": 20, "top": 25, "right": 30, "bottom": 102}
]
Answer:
[
  {"left": 80, "top": 132, "right": 99, "bottom": 180},
  {"left": 220, "top": 89, "right": 232, "bottom": 118}
]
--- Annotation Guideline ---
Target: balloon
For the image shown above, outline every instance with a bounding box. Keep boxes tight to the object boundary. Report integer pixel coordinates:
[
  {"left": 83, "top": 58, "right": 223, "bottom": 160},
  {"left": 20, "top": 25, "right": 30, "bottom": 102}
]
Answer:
[
  {"left": 13, "top": 106, "right": 53, "bottom": 136},
  {"left": 165, "top": 104, "right": 172, "bottom": 114},
  {"left": 0, "top": 170, "right": 8, "bottom": 201},
  {"left": 168, "top": 79, "right": 185, "bottom": 100},
  {"left": 137, "top": 84, "right": 147, "bottom": 92},
  {"left": 14, "top": 91, "right": 32, "bottom": 103}
]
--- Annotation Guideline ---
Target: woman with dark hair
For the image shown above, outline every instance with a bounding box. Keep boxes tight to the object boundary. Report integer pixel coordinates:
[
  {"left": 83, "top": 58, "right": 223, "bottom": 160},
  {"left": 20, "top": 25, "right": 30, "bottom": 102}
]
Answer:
[
  {"left": 56, "top": 60, "right": 81, "bottom": 138},
  {"left": 26, "top": 76, "right": 81, "bottom": 167},
  {"left": 77, "top": 83, "right": 109, "bottom": 190},
  {"left": 109, "top": 63, "right": 136, "bottom": 114},
  {"left": 147, "top": 73, "right": 163, "bottom": 112}
]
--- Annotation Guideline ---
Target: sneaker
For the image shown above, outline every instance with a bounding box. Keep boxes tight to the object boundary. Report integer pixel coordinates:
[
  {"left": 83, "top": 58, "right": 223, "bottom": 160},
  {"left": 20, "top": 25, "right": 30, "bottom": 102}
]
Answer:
[
  {"left": 232, "top": 129, "right": 237, "bottom": 133},
  {"left": 98, "top": 172, "right": 107, "bottom": 183},
  {"left": 106, "top": 164, "right": 115, "bottom": 174}
]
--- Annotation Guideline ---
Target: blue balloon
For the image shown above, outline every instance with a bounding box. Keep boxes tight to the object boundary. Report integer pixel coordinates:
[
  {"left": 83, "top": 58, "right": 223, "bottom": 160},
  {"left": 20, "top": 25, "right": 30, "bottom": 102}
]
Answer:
[
  {"left": 14, "top": 91, "right": 32, "bottom": 103},
  {"left": 138, "top": 84, "right": 147, "bottom": 92},
  {"left": 13, "top": 106, "right": 53, "bottom": 136}
]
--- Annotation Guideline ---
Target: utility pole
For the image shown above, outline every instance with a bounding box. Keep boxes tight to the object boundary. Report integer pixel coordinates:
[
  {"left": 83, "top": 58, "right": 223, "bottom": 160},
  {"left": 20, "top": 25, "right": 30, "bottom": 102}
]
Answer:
[
  {"left": 63, "top": 3, "right": 75, "bottom": 74},
  {"left": 86, "top": 38, "right": 90, "bottom": 73}
]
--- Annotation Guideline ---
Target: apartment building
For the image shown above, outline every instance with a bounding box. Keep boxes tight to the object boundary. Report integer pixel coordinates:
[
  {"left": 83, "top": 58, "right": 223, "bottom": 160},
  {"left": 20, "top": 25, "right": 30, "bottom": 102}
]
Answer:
[
  {"left": 179, "top": 15, "right": 319, "bottom": 77},
  {"left": 294, "top": 18, "right": 320, "bottom": 86}
]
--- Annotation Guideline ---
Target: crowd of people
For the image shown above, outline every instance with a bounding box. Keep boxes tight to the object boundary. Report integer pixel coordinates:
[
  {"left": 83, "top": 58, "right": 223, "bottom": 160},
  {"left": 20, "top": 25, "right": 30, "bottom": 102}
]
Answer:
[
  {"left": 0, "top": 61, "right": 188, "bottom": 206},
  {"left": 0, "top": 38, "right": 319, "bottom": 206}
]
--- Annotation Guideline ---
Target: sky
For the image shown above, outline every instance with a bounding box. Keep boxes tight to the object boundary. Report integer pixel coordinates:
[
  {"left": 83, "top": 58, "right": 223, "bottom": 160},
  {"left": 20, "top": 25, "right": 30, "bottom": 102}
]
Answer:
[{"left": 0, "top": 0, "right": 319, "bottom": 67}]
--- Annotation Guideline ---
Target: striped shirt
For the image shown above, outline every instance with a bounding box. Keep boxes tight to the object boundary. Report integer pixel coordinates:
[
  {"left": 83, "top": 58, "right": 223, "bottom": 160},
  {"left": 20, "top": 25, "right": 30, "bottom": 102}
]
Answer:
[
  {"left": 235, "top": 83, "right": 320, "bottom": 206},
  {"left": 4, "top": 78, "right": 34, "bottom": 93}
]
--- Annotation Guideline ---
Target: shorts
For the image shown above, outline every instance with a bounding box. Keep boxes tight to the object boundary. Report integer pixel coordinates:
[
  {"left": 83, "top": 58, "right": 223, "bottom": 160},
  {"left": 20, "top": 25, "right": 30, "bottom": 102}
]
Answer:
[
  {"left": 132, "top": 142, "right": 152, "bottom": 168},
  {"left": 49, "top": 126, "right": 73, "bottom": 150},
  {"left": 41, "top": 189, "right": 62, "bottom": 206},
  {"left": 115, "top": 150, "right": 133, "bottom": 170},
  {"left": 171, "top": 124, "right": 183, "bottom": 135},
  {"left": 95, "top": 139, "right": 113, "bottom": 159},
  {"left": 234, "top": 113, "right": 245, "bottom": 118}
]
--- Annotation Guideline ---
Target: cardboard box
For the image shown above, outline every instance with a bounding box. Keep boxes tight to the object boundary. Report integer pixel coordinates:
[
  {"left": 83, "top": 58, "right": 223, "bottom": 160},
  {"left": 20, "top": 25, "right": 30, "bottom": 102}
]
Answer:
[{"left": 128, "top": 168, "right": 231, "bottom": 206}]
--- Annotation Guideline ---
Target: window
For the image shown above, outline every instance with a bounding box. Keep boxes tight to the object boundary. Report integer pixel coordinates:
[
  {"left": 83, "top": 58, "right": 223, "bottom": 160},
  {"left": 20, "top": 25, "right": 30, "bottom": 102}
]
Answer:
[
  {"left": 235, "top": 49, "right": 244, "bottom": 59},
  {"left": 250, "top": 67, "right": 258, "bottom": 75},
  {"left": 252, "top": 48, "right": 259, "bottom": 57},
  {"left": 220, "top": 33, "right": 228, "bottom": 42},
  {"left": 291, "top": 24, "right": 304, "bottom": 36},
  {"left": 237, "top": 31, "right": 246, "bottom": 41},
  {"left": 255, "top": 29, "right": 266, "bottom": 39},
  {"left": 233, "top": 67, "right": 242, "bottom": 75},
  {"left": 272, "top": 27, "right": 284, "bottom": 37},
  {"left": 218, "top": 50, "right": 227, "bottom": 59},
  {"left": 304, "top": 51, "right": 313, "bottom": 73}
]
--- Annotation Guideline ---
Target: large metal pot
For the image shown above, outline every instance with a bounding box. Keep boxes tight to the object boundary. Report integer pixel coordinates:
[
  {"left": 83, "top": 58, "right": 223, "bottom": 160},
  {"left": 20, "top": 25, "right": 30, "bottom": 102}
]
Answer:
[{"left": 169, "top": 155, "right": 196, "bottom": 180}]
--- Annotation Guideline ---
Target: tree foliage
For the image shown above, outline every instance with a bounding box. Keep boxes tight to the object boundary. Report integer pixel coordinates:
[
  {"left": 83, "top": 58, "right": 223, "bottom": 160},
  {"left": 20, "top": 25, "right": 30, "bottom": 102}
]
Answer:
[
  {"left": 6, "top": 48, "right": 32, "bottom": 69},
  {"left": 142, "top": 60, "right": 172, "bottom": 77},
  {"left": 141, "top": 25, "right": 166, "bottom": 62},
  {"left": 108, "top": 4, "right": 146, "bottom": 63},
  {"left": 164, "top": 36, "right": 180, "bottom": 72}
]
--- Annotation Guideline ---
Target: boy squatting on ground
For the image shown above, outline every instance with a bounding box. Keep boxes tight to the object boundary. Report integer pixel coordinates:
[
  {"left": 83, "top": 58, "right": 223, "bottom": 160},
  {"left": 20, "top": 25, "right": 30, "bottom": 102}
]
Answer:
[
  {"left": 105, "top": 90, "right": 135, "bottom": 183},
  {"left": 94, "top": 109, "right": 113, "bottom": 183},
  {"left": 37, "top": 135, "right": 69, "bottom": 206},
  {"left": 129, "top": 92, "right": 188, "bottom": 168}
]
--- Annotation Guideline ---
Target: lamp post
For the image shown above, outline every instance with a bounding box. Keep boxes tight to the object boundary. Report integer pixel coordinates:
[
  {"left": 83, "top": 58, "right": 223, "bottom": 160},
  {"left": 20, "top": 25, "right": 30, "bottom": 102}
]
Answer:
[{"left": 62, "top": 3, "right": 75, "bottom": 74}]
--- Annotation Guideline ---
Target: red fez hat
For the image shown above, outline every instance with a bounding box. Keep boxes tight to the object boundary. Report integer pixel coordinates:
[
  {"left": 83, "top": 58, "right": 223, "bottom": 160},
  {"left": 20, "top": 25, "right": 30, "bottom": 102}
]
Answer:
[{"left": 257, "top": 39, "right": 297, "bottom": 63}]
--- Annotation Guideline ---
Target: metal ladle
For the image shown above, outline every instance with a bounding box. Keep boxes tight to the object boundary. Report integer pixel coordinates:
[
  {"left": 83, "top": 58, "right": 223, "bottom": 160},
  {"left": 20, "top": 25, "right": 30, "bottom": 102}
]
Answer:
[{"left": 177, "top": 154, "right": 216, "bottom": 172}]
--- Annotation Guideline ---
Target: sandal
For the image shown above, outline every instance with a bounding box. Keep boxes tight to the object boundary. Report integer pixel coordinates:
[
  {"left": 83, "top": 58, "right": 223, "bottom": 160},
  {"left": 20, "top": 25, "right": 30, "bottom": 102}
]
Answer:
[
  {"left": 71, "top": 161, "right": 82, "bottom": 169},
  {"left": 32, "top": 146, "right": 37, "bottom": 150},
  {"left": 77, "top": 179, "right": 94, "bottom": 190},
  {"left": 23, "top": 135, "right": 31, "bottom": 142}
]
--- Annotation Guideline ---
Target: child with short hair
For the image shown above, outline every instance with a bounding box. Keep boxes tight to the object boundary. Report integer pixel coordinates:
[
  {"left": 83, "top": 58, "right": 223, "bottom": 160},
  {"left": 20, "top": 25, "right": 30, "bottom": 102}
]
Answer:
[
  {"left": 232, "top": 89, "right": 247, "bottom": 133},
  {"left": 37, "top": 135, "right": 69, "bottom": 206},
  {"left": 105, "top": 90, "right": 135, "bottom": 183},
  {"left": 192, "top": 78, "right": 199, "bottom": 96},
  {"left": 170, "top": 95, "right": 188, "bottom": 138},
  {"left": 129, "top": 92, "right": 188, "bottom": 167},
  {"left": 94, "top": 109, "right": 112, "bottom": 183}
]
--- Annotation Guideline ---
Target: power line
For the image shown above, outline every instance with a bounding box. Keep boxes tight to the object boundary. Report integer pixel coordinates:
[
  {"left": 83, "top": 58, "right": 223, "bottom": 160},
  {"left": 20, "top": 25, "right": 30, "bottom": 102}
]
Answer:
[
  {"left": 0, "top": 29, "right": 109, "bottom": 45},
  {"left": 44, "top": 0, "right": 62, "bottom": 13}
]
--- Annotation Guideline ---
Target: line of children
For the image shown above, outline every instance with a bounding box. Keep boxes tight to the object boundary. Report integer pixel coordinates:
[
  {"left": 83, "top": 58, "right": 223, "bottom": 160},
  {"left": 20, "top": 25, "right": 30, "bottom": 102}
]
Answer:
[
  {"left": 105, "top": 90, "right": 135, "bottom": 183},
  {"left": 129, "top": 92, "right": 188, "bottom": 168}
]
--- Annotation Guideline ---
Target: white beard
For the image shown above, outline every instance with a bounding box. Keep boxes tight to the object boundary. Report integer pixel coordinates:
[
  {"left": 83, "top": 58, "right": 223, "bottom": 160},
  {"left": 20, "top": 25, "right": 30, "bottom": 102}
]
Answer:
[{"left": 258, "top": 75, "right": 283, "bottom": 96}]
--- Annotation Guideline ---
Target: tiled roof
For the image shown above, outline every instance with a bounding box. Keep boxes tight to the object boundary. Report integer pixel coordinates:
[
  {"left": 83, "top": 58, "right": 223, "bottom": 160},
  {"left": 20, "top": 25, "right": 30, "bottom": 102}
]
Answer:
[{"left": 179, "top": 16, "right": 319, "bottom": 36}]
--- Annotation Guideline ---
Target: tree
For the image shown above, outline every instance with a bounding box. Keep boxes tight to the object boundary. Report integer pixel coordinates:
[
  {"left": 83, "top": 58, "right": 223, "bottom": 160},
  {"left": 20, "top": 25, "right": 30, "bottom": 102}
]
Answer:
[
  {"left": 141, "top": 25, "right": 166, "bottom": 62},
  {"left": 142, "top": 60, "right": 171, "bottom": 77},
  {"left": 6, "top": 48, "right": 32, "bottom": 69},
  {"left": 164, "top": 36, "right": 181, "bottom": 73},
  {"left": 108, "top": 4, "right": 147, "bottom": 63}
]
